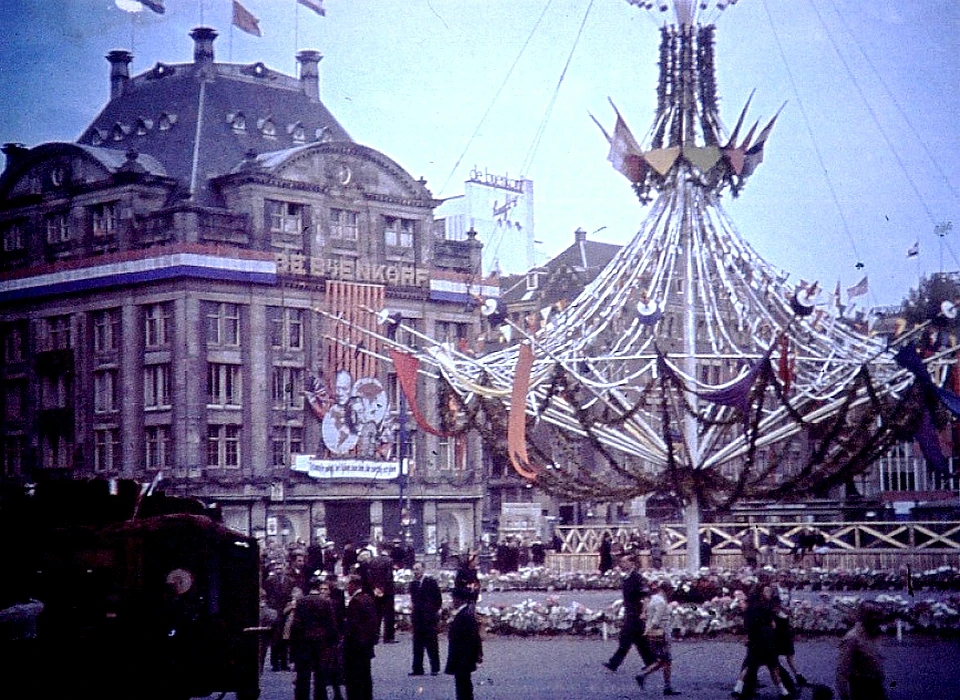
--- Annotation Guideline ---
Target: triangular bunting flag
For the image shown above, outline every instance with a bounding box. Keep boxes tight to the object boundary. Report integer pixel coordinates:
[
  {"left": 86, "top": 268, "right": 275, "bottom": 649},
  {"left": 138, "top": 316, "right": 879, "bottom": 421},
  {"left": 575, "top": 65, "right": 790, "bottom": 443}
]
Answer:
[
  {"left": 644, "top": 147, "right": 681, "bottom": 176},
  {"left": 683, "top": 145, "right": 721, "bottom": 173}
]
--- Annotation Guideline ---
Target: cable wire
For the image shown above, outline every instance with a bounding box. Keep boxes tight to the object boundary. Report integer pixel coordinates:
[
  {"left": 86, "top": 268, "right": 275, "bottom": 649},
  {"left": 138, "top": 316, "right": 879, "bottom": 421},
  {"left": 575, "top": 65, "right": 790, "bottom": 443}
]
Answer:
[{"left": 437, "top": 0, "right": 556, "bottom": 196}]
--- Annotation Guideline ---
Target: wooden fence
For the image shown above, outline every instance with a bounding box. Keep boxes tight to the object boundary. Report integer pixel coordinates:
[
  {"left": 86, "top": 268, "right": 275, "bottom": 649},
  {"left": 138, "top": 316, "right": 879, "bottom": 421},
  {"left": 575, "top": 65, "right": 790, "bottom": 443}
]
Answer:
[{"left": 545, "top": 521, "right": 960, "bottom": 571}]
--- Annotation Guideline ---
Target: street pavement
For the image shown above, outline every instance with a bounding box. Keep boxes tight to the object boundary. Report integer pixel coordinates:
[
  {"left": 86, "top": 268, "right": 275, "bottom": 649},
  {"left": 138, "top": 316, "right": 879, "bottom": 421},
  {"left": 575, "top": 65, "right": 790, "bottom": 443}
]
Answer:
[{"left": 256, "top": 632, "right": 960, "bottom": 700}]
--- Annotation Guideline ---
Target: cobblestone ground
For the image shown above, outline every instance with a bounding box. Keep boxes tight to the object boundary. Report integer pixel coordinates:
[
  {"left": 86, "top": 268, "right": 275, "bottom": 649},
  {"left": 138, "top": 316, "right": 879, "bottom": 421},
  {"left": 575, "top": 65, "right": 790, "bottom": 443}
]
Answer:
[{"left": 258, "top": 633, "right": 960, "bottom": 700}]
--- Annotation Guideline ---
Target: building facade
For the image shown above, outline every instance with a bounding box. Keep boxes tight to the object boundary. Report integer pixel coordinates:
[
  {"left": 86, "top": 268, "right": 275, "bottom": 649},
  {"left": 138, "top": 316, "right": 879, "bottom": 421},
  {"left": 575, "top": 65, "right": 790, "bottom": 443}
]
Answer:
[{"left": 0, "top": 27, "right": 496, "bottom": 556}]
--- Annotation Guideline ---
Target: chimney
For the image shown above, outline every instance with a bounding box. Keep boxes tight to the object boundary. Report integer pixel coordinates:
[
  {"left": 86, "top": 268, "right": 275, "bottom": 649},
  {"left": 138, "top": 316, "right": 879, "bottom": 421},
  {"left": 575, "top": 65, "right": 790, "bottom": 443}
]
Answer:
[
  {"left": 106, "top": 50, "right": 133, "bottom": 99},
  {"left": 190, "top": 27, "right": 218, "bottom": 73},
  {"left": 574, "top": 227, "right": 587, "bottom": 243},
  {"left": 297, "top": 50, "right": 323, "bottom": 101},
  {"left": 2, "top": 143, "right": 28, "bottom": 172}
]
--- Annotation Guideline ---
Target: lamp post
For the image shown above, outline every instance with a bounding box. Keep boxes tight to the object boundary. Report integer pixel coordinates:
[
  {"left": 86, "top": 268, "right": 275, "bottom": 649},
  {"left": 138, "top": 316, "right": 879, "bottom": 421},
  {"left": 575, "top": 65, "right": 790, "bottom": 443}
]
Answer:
[{"left": 397, "top": 391, "right": 411, "bottom": 545}]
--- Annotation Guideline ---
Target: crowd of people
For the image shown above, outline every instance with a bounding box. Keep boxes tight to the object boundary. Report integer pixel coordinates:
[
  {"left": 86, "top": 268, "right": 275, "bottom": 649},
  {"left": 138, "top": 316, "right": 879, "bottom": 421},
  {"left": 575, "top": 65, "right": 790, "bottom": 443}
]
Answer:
[
  {"left": 601, "top": 552, "right": 887, "bottom": 699},
  {"left": 261, "top": 539, "right": 483, "bottom": 700},
  {"left": 263, "top": 533, "right": 885, "bottom": 700}
]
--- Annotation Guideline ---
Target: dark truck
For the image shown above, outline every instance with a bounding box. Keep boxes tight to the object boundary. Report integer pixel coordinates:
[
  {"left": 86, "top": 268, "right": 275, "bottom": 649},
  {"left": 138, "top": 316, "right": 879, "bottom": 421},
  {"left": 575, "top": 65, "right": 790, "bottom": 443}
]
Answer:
[{"left": 0, "top": 478, "right": 262, "bottom": 700}]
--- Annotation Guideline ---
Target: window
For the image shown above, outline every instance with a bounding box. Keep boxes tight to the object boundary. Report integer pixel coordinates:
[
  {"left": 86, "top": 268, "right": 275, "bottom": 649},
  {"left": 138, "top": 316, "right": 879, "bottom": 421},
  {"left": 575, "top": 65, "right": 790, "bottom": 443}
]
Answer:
[
  {"left": 435, "top": 321, "right": 471, "bottom": 346},
  {"left": 208, "top": 363, "right": 242, "bottom": 407},
  {"left": 41, "top": 433, "right": 72, "bottom": 469},
  {"left": 93, "top": 309, "right": 120, "bottom": 353},
  {"left": 437, "top": 436, "right": 467, "bottom": 472},
  {"left": 272, "top": 366, "right": 303, "bottom": 409},
  {"left": 145, "top": 425, "right": 172, "bottom": 470},
  {"left": 330, "top": 208, "right": 359, "bottom": 241},
  {"left": 94, "top": 370, "right": 118, "bottom": 414},
  {"left": 270, "top": 307, "right": 304, "bottom": 350},
  {"left": 4, "top": 380, "right": 25, "bottom": 421},
  {"left": 144, "top": 364, "right": 171, "bottom": 409},
  {"left": 40, "top": 374, "right": 71, "bottom": 410},
  {"left": 267, "top": 200, "right": 304, "bottom": 234},
  {"left": 208, "top": 424, "right": 241, "bottom": 468},
  {"left": 2, "top": 436, "right": 25, "bottom": 477},
  {"left": 91, "top": 201, "right": 120, "bottom": 237},
  {"left": 2, "top": 220, "right": 24, "bottom": 251},
  {"left": 384, "top": 216, "right": 415, "bottom": 248},
  {"left": 3, "top": 323, "right": 24, "bottom": 362},
  {"left": 205, "top": 302, "right": 240, "bottom": 346},
  {"left": 94, "top": 428, "right": 120, "bottom": 472},
  {"left": 36, "top": 315, "right": 72, "bottom": 352},
  {"left": 272, "top": 425, "right": 304, "bottom": 467},
  {"left": 144, "top": 303, "right": 171, "bottom": 347},
  {"left": 45, "top": 212, "right": 71, "bottom": 244}
]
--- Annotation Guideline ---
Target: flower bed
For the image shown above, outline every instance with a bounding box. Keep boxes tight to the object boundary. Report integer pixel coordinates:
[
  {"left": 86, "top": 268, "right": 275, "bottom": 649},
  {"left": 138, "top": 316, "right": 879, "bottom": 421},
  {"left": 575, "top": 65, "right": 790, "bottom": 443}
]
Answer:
[
  {"left": 390, "top": 565, "right": 960, "bottom": 638},
  {"left": 394, "top": 564, "right": 960, "bottom": 598},
  {"left": 393, "top": 592, "right": 960, "bottom": 638}
]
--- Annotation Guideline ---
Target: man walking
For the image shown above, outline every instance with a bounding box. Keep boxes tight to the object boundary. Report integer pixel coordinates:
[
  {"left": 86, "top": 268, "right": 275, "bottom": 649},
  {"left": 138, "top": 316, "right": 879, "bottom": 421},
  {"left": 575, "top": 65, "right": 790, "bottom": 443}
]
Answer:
[
  {"left": 635, "top": 581, "right": 681, "bottom": 696},
  {"left": 604, "top": 554, "right": 653, "bottom": 672},
  {"left": 343, "top": 575, "right": 378, "bottom": 700},
  {"left": 409, "top": 561, "right": 443, "bottom": 676},
  {"left": 445, "top": 587, "right": 483, "bottom": 700}
]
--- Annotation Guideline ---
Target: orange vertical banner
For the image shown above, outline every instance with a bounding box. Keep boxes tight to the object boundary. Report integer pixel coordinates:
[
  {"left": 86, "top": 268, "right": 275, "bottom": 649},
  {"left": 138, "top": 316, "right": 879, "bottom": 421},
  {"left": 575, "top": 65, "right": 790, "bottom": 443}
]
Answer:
[{"left": 507, "top": 342, "right": 538, "bottom": 480}]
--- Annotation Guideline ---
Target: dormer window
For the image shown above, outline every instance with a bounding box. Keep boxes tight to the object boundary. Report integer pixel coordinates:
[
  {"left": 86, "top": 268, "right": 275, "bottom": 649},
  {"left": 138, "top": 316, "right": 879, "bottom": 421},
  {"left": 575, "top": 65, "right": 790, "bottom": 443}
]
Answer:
[
  {"left": 526, "top": 271, "right": 540, "bottom": 291},
  {"left": 258, "top": 117, "right": 277, "bottom": 139},
  {"left": 157, "top": 112, "right": 178, "bottom": 131},
  {"left": 89, "top": 128, "right": 105, "bottom": 146},
  {"left": 229, "top": 112, "right": 247, "bottom": 132},
  {"left": 111, "top": 123, "right": 130, "bottom": 142},
  {"left": 315, "top": 125, "right": 331, "bottom": 142},
  {"left": 135, "top": 118, "right": 153, "bottom": 136},
  {"left": 289, "top": 122, "right": 306, "bottom": 143}
]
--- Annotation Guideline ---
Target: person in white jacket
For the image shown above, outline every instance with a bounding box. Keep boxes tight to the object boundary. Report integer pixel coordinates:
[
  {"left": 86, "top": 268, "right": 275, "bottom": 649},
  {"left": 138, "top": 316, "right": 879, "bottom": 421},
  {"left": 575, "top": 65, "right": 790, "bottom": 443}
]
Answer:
[{"left": 635, "top": 581, "right": 681, "bottom": 696}]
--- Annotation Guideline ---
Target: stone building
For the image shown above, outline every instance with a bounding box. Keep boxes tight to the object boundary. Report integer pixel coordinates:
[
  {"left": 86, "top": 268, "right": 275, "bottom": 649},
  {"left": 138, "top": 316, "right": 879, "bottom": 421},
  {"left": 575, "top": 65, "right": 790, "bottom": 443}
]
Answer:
[{"left": 0, "top": 27, "right": 497, "bottom": 555}]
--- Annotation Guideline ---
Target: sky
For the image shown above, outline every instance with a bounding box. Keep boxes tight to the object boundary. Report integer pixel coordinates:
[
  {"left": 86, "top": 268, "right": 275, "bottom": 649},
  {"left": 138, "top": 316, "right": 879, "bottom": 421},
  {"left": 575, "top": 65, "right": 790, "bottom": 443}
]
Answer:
[{"left": 1, "top": 0, "right": 958, "bottom": 308}]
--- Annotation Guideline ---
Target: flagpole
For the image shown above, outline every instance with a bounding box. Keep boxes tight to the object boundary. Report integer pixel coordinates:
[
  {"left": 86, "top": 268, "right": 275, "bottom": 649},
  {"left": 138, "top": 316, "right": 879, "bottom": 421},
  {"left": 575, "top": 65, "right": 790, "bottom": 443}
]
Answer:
[
  {"left": 295, "top": 0, "right": 301, "bottom": 61},
  {"left": 200, "top": 0, "right": 205, "bottom": 26}
]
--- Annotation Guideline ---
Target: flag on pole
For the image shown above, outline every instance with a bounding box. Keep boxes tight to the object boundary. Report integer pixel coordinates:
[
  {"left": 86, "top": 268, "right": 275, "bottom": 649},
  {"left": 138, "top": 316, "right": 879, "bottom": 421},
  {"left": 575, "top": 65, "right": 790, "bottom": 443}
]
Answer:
[
  {"left": 298, "top": 0, "right": 326, "bottom": 16},
  {"left": 141, "top": 0, "right": 165, "bottom": 13},
  {"left": 846, "top": 276, "right": 869, "bottom": 300},
  {"left": 232, "top": 0, "right": 262, "bottom": 36},
  {"left": 907, "top": 241, "right": 920, "bottom": 257}
]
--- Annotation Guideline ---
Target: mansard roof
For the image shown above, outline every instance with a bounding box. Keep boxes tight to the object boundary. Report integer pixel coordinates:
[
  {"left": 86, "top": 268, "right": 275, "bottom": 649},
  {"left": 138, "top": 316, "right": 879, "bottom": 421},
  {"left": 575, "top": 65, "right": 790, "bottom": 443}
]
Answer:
[{"left": 74, "top": 31, "right": 351, "bottom": 206}]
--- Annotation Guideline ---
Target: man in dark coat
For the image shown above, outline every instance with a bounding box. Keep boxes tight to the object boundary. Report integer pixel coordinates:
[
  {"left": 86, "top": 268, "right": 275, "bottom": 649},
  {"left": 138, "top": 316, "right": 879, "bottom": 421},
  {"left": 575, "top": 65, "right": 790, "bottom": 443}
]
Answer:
[
  {"left": 343, "top": 575, "right": 378, "bottom": 700},
  {"left": 454, "top": 551, "right": 481, "bottom": 604},
  {"left": 263, "top": 562, "right": 295, "bottom": 671},
  {"left": 361, "top": 544, "right": 397, "bottom": 643},
  {"left": 408, "top": 561, "right": 443, "bottom": 676},
  {"left": 445, "top": 587, "right": 483, "bottom": 700},
  {"left": 290, "top": 575, "right": 340, "bottom": 700},
  {"left": 341, "top": 541, "right": 358, "bottom": 575},
  {"left": 604, "top": 554, "right": 654, "bottom": 672}
]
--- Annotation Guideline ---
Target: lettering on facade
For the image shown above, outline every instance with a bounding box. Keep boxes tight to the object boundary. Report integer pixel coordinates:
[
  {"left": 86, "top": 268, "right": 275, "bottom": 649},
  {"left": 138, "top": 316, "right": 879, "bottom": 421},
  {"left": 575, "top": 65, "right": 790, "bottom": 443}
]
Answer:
[
  {"left": 275, "top": 253, "right": 430, "bottom": 287},
  {"left": 468, "top": 166, "right": 525, "bottom": 193}
]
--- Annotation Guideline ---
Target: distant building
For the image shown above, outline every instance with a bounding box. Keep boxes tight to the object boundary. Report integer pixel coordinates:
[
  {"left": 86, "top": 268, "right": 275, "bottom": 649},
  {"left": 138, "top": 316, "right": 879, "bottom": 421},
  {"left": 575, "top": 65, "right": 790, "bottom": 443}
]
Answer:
[
  {"left": 0, "top": 27, "right": 494, "bottom": 555},
  {"left": 434, "top": 169, "right": 534, "bottom": 276}
]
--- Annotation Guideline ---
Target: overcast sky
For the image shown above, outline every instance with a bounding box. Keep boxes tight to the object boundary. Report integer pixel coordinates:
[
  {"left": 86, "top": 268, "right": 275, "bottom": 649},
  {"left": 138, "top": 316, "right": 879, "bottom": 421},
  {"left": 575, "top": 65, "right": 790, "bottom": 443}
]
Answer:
[{"left": 2, "top": 0, "right": 958, "bottom": 307}]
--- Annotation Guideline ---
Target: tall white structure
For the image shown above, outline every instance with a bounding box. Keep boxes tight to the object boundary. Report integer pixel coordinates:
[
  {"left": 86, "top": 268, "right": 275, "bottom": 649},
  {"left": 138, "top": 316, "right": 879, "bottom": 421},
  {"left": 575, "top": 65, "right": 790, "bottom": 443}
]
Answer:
[{"left": 434, "top": 168, "right": 534, "bottom": 276}]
